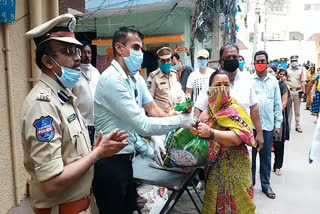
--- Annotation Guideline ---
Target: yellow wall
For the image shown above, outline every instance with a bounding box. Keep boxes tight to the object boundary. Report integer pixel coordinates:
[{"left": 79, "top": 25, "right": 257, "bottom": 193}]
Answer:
[{"left": 0, "top": 0, "right": 56, "bottom": 213}]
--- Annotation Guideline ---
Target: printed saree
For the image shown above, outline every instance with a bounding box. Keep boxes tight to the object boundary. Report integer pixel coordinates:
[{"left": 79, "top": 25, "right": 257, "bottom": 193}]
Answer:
[{"left": 202, "top": 86, "right": 256, "bottom": 214}]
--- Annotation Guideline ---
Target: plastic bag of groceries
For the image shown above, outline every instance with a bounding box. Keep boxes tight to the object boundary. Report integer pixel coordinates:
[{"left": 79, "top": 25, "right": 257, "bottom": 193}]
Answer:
[
  {"left": 167, "top": 82, "right": 186, "bottom": 115},
  {"left": 163, "top": 128, "right": 209, "bottom": 168}
]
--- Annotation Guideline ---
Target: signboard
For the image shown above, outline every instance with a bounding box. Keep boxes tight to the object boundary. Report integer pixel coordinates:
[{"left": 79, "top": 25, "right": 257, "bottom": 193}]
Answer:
[{"left": 0, "top": 0, "right": 16, "bottom": 23}]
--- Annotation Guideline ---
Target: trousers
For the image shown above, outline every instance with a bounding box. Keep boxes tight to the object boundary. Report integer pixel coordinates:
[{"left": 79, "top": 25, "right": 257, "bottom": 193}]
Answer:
[
  {"left": 273, "top": 140, "right": 285, "bottom": 170},
  {"left": 252, "top": 130, "right": 273, "bottom": 190},
  {"left": 92, "top": 155, "right": 138, "bottom": 214},
  {"left": 289, "top": 92, "right": 301, "bottom": 126}
]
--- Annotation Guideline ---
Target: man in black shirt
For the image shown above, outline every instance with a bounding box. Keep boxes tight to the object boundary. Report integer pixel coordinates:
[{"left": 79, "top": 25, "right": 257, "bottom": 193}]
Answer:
[{"left": 171, "top": 52, "right": 193, "bottom": 92}]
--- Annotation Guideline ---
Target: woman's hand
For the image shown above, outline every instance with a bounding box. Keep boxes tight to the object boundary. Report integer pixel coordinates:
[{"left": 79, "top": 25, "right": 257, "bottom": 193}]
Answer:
[{"left": 197, "top": 122, "right": 211, "bottom": 138}]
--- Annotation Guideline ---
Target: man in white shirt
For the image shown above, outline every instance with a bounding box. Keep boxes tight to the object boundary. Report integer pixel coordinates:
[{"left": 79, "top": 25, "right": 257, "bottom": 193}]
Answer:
[
  {"left": 73, "top": 41, "right": 101, "bottom": 146},
  {"left": 186, "top": 49, "right": 214, "bottom": 102},
  {"left": 194, "top": 44, "right": 264, "bottom": 150}
]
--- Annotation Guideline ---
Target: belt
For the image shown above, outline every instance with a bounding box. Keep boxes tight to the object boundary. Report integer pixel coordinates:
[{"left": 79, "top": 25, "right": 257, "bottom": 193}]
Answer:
[
  {"left": 33, "top": 196, "right": 91, "bottom": 214},
  {"left": 109, "top": 153, "right": 135, "bottom": 161},
  {"left": 290, "top": 87, "right": 301, "bottom": 92}
]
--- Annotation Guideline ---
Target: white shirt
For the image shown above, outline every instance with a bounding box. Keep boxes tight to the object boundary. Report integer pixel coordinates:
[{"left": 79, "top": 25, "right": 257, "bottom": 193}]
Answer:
[
  {"left": 186, "top": 67, "right": 214, "bottom": 102},
  {"left": 73, "top": 63, "right": 101, "bottom": 126},
  {"left": 195, "top": 69, "right": 257, "bottom": 114}
]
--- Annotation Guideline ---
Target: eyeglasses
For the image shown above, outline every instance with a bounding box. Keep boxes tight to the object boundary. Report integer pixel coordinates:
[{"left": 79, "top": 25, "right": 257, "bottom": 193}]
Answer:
[{"left": 52, "top": 46, "right": 81, "bottom": 57}]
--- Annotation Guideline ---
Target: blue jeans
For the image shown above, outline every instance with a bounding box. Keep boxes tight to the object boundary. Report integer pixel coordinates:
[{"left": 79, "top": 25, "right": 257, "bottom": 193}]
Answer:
[{"left": 252, "top": 130, "right": 273, "bottom": 190}]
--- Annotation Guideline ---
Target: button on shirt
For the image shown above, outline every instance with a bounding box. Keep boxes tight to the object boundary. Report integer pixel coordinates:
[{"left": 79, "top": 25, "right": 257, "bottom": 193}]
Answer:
[
  {"left": 195, "top": 69, "right": 257, "bottom": 114},
  {"left": 94, "top": 60, "right": 182, "bottom": 158},
  {"left": 21, "top": 73, "right": 93, "bottom": 208},
  {"left": 73, "top": 63, "right": 100, "bottom": 126},
  {"left": 253, "top": 73, "right": 283, "bottom": 131}
]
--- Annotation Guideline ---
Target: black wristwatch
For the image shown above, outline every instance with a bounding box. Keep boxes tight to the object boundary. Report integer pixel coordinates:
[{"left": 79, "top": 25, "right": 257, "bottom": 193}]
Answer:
[{"left": 210, "top": 128, "right": 215, "bottom": 140}]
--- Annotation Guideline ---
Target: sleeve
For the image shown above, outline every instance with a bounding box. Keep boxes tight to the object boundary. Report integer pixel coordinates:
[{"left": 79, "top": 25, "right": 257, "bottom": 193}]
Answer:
[
  {"left": 301, "top": 69, "right": 306, "bottom": 82},
  {"left": 22, "top": 101, "right": 64, "bottom": 182},
  {"left": 249, "top": 81, "right": 258, "bottom": 107},
  {"left": 147, "top": 75, "right": 156, "bottom": 98},
  {"left": 195, "top": 90, "right": 208, "bottom": 111},
  {"left": 186, "top": 72, "right": 194, "bottom": 89},
  {"left": 274, "top": 81, "right": 283, "bottom": 129},
  {"left": 139, "top": 76, "right": 153, "bottom": 105},
  {"left": 98, "top": 76, "right": 182, "bottom": 136}
]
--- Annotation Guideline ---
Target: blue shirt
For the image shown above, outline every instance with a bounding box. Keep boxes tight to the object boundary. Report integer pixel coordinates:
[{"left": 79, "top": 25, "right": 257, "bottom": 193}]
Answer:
[
  {"left": 131, "top": 73, "right": 153, "bottom": 108},
  {"left": 253, "top": 73, "right": 283, "bottom": 131},
  {"left": 94, "top": 60, "right": 181, "bottom": 158}
]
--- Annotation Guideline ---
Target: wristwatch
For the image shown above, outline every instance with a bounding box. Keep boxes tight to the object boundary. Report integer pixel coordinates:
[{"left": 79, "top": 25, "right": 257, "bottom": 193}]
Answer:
[{"left": 210, "top": 128, "right": 215, "bottom": 140}]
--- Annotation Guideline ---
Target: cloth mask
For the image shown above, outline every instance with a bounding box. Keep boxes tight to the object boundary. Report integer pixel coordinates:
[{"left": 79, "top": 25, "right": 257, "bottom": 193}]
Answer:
[
  {"left": 159, "top": 62, "right": 172, "bottom": 73},
  {"left": 172, "top": 64, "right": 180, "bottom": 71},
  {"left": 50, "top": 57, "right": 81, "bottom": 89},
  {"left": 208, "top": 86, "right": 231, "bottom": 112},
  {"left": 291, "top": 61, "right": 298, "bottom": 68},
  {"left": 223, "top": 59, "right": 239, "bottom": 72},
  {"left": 239, "top": 61, "right": 244, "bottom": 69},
  {"left": 255, "top": 63, "right": 268, "bottom": 72},
  {"left": 197, "top": 59, "right": 208, "bottom": 68},
  {"left": 121, "top": 44, "right": 144, "bottom": 76}
]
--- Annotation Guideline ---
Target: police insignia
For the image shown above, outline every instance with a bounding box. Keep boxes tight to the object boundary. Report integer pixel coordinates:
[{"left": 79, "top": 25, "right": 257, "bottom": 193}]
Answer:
[
  {"left": 33, "top": 116, "right": 55, "bottom": 142},
  {"left": 147, "top": 81, "right": 152, "bottom": 89}
]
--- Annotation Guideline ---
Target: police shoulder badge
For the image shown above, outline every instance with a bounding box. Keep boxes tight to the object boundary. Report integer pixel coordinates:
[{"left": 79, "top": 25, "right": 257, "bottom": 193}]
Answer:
[{"left": 33, "top": 116, "right": 55, "bottom": 142}]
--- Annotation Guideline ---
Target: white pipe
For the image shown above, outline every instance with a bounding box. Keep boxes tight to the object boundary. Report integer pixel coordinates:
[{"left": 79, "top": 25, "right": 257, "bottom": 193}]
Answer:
[{"left": 4, "top": 23, "right": 20, "bottom": 205}]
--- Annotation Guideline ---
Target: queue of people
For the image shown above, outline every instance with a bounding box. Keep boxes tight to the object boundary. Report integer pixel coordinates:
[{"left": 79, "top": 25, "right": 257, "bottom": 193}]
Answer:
[{"left": 21, "top": 13, "right": 318, "bottom": 214}]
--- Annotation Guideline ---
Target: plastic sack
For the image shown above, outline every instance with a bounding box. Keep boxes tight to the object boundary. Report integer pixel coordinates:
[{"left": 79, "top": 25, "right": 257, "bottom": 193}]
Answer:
[
  {"left": 168, "top": 82, "right": 186, "bottom": 105},
  {"left": 141, "top": 186, "right": 168, "bottom": 214},
  {"left": 163, "top": 128, "right": 209, "bottom": 168}
]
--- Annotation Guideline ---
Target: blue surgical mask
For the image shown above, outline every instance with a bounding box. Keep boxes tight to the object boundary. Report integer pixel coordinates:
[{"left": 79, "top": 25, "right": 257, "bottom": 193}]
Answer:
[
  {"left": 291, "top": 61, "right": 298, "bottom": 68},
  {"left": 197, "top": 59, "right": 208, "bottom": 68},
  {"left": 50, "top": 57, "right": 81, "bottom": 89},
  {"left": 121, "top": 44, "right": 144, "bottom": 76},
  {"left": 159, "top": 62, "right": 172, "bottom": 73},
  {"left": 172, "top": 64, "right": 180, "bottom": 71},
  {"left": 239, "top": 61, "right": 244, "bottom": 69}
]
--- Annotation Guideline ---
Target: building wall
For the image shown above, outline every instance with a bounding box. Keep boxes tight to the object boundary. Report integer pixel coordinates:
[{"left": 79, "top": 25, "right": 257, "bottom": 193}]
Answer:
[
  {"left": 0, "top": 0, "right": 54, "bottom": 213},
  {"left": 59, "top": 0, "right": 85, "bottom": 14}
]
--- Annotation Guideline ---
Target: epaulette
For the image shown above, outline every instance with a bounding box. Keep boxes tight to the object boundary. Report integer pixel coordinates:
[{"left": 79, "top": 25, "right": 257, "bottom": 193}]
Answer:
[
  {"left": 149, "top": 69, "right": 160, "bottom": 78},
  {"left": 36, "top": 88, "right": 51, "bottom": 102}
]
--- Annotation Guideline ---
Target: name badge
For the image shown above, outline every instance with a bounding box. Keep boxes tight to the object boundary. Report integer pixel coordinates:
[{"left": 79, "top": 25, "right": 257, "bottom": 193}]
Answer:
[
  {"left": 160, "top": 82, "right": 166, "bottom": 85},
  {"left": 67, "top": 113, "right": 77, "bottom": 123}
]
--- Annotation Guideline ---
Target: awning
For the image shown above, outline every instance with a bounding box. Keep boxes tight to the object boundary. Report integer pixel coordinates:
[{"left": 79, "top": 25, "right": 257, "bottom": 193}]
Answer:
[{"left": 92, "top": 33, "right": 185, "bottom": 46}]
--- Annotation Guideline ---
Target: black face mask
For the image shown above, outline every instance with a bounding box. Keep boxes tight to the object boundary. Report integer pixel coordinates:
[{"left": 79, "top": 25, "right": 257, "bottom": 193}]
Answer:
[{"left": 222, "top": 59, "right": 239, "bottom": 72}]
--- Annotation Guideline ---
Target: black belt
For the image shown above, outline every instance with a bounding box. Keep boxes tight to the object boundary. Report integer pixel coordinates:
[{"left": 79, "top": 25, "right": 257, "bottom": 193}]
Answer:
[{"left": 108, "top": 153, "right": 135, "bottom": 161}]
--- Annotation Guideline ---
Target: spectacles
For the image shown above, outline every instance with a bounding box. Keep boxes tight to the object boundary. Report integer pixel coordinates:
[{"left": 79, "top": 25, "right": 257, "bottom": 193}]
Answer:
[{"left": 52, "top": 46, "right": 81, "bottom": 57}]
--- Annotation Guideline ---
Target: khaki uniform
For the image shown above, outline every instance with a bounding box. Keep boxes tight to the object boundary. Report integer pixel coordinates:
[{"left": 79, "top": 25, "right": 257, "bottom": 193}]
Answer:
[
  {"left": 21, "top": 73, "right": 93, "bottom": 213},
  {"left": 286, "top": 67, "right": 305, "bottom": 127},
  {"left": 147, "top": 68, "right": 178, "bottom": 111}
]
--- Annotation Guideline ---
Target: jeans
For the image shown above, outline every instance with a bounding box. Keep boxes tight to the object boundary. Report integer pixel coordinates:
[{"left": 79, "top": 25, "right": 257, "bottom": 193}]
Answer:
[{"left": 252, "top": 130, "right": 273, "bottom": 190}]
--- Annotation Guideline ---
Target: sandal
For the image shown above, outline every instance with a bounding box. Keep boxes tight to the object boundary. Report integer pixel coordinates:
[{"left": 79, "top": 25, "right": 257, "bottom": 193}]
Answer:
[
  {"left": 275, "top": 168, "right": 282, "bottom": 176},
  {"left": 137, "top": 196, "right": 147, "bottom": 209}
]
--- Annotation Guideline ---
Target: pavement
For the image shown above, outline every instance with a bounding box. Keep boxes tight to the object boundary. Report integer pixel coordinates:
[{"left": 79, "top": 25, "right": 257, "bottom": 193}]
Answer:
[{"left": 8, "top": 106, "right": 320, "bottom": 214}]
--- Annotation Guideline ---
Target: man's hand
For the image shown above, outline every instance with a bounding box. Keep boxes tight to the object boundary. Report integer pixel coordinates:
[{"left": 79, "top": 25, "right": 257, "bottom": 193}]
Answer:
[
  {"left": 151, "top": 136, "right": 166, "bottom": 166},
  {"left": 94, "top": 129, "right": 129, "bottom": 160},
  {"left": 179, "top": 113, "right": 197, "bottom": 129},
  {"left": 274, "top": 128, "right": 281, "bottom": 138},
  {"left": 255, "top": 132, "right": 264, "bottom": 152}
]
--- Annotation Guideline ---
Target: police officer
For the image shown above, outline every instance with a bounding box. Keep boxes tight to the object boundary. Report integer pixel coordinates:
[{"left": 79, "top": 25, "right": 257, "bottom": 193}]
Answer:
[
  {"left": 22, "top": 14, "right": 128, "bottom": 214},
  {"left": 286, "top": 55, "right": 305, "bottom": 133},
  {"left": 147, "top": 47, "right": 178, "bottom": 112}
]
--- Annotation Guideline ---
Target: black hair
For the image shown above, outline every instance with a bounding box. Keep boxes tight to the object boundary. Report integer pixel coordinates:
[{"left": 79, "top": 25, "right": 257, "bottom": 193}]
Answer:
[
  {"left": 268, "top": 65, "right": 278, "bottom": 72},
  {"left": 239, "top": 55, "right": 245, "bottom": 61},
  {"left": 112, "top": 26, "right": 144, "bottom": 57},
  {"left": 35, "top": 41, "right": 54, "bottom": 70},
  {"left": 254, "top": 50, "right": 269, "bottom": 63},
  {"left": 209, "top": 69, "right": 226, "bottom": 86},
  {"left": 171, "top": 52, "right": 180, "bottom": 60},
  {"left": 278, "top": 68, "right": 287, "bottom": 76},
  {"left": 81, "top": 41, "right": 91, "bottom": 50},
  {"left": 219, "top": 43, "right": 239, "bottom": 59}
]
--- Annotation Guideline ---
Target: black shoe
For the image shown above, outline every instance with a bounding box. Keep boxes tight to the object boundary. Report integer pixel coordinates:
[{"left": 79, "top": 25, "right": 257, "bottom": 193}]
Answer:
[{"left": 262, "top": 188, "right": 276, "bottom": 199}]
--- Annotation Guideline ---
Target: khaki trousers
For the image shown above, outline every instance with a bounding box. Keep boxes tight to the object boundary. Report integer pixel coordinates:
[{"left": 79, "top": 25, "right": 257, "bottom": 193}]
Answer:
[{"left": 289, "top": 92, "right": 301, "bottom": 127}]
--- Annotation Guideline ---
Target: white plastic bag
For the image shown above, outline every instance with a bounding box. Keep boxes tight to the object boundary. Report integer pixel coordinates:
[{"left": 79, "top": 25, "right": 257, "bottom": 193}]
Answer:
[
  {"left": 168, "top": 82, "right": 185, "bottom": 105},
  {"left": 142, "top": 186, "right": 168, "bottom": 214}
]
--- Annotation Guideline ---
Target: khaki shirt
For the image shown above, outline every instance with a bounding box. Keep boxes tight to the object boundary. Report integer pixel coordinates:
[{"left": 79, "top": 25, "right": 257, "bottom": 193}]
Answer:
[
  {"left": 286, "top": 67, "right": 305, "bottom": 89},
  {"left": 21, "top": 73, "right": 93, "bottom": 208},
  {"left": 147, "top": 68, "right": 178, "bottom": 111}
]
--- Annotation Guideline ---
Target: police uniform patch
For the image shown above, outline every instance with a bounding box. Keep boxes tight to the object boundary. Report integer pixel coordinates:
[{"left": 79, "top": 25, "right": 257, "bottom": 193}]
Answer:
[
  {"left": 67, "top": 113, "right": 77, "bottom": 123},
  {"left": 147, "top": 81, "right": 152, "bottom": 89},
  {"left": 33, "top": 116, "right": 55, "bottom": 142}
]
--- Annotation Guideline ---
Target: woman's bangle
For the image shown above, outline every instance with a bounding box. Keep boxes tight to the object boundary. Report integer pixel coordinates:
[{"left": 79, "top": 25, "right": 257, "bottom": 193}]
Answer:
[{"left": 210, "top": 128, "right": 215, "bottom": 140}]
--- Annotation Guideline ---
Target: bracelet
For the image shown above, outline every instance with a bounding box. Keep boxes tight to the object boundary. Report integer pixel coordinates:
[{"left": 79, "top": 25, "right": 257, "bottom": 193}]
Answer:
[{"left": 210, "top": 128, "right": 215, "bottom": 140}]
